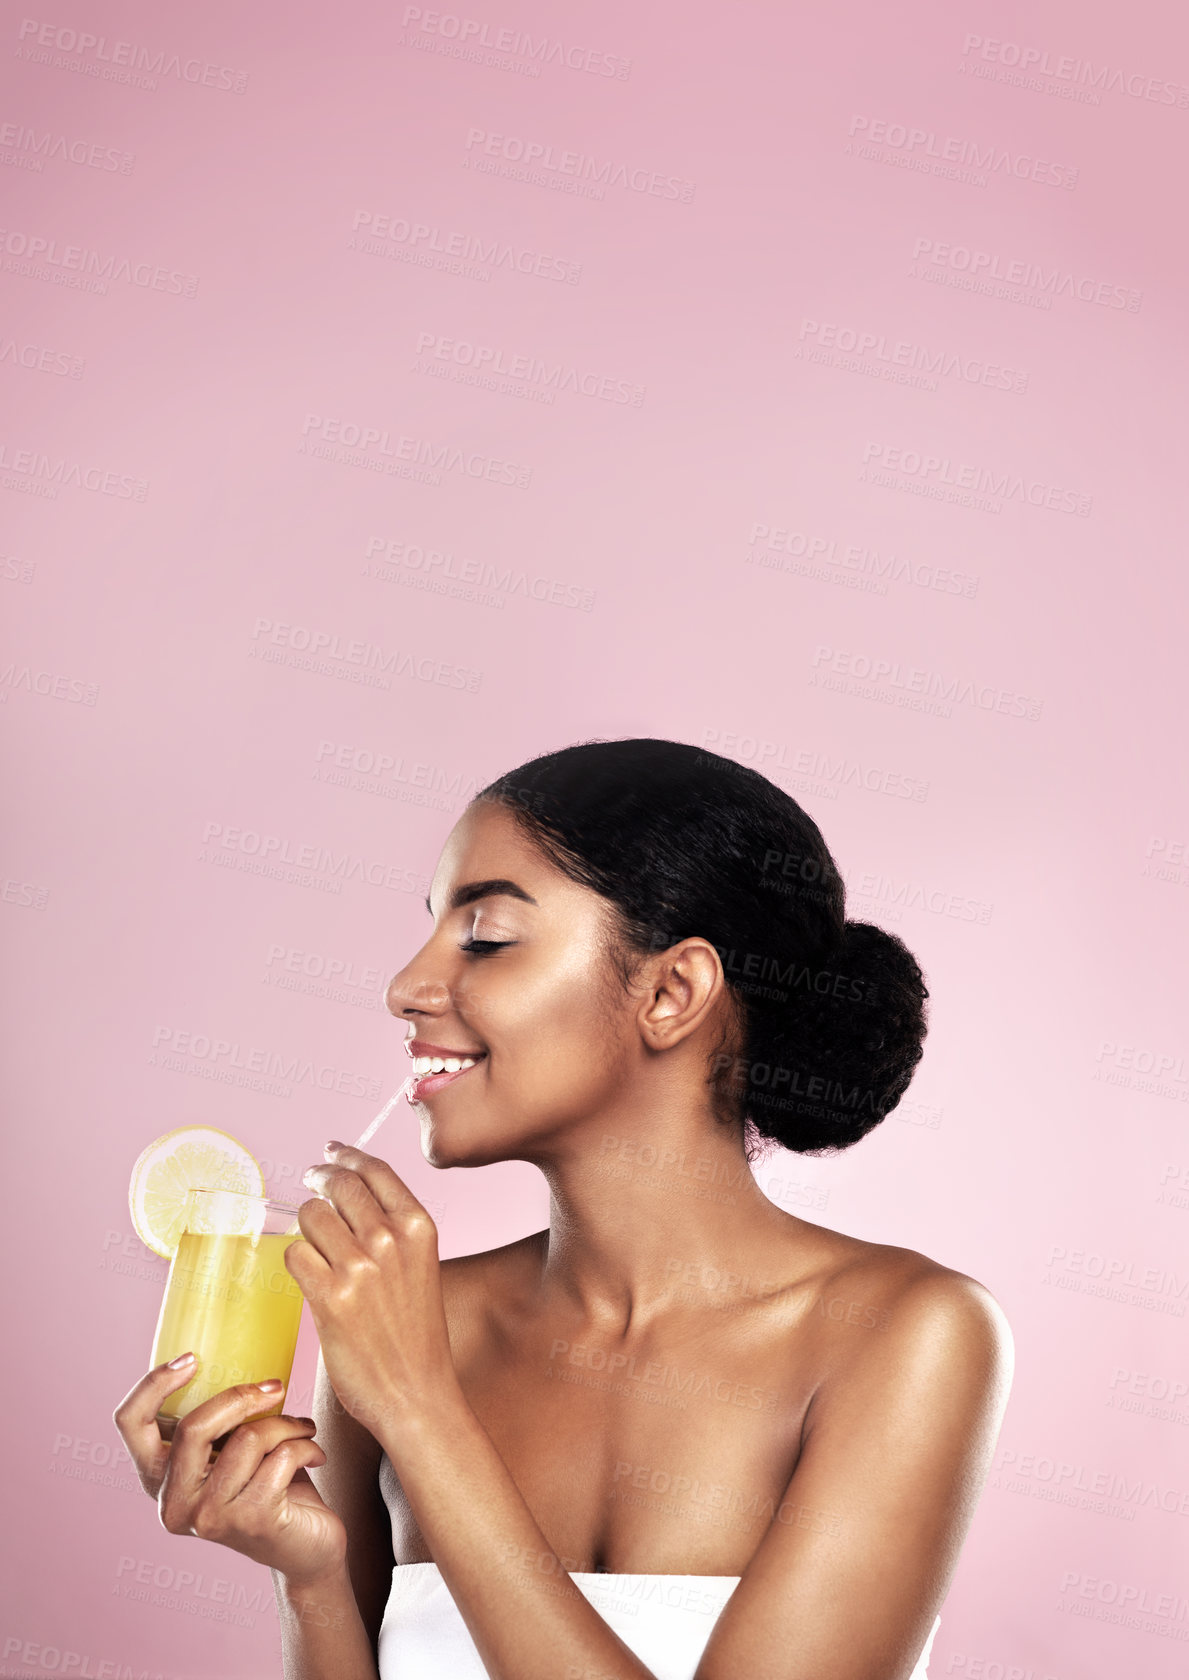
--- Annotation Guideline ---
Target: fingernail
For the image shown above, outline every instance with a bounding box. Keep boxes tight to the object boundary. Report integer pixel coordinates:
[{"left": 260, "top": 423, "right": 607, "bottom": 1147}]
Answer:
[
  {"left": 257, "top": 1379, "right": 283, "bottom": 1393},
  {"left": 167, "top": 1352, "right": 195, "bottom": 1369},
  {"left": 324, "top": 1140, "right": 344, "bottom": 1155}
]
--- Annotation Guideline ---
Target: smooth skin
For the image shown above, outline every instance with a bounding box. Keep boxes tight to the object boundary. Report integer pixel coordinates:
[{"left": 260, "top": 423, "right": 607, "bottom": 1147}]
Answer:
[{"left": 114, "top": 799, "right": 1014, "bottom": 1680}]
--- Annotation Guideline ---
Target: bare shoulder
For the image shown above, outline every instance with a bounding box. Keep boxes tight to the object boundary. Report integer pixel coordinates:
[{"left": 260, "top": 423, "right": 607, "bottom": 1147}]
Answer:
[
  {"left": 439, "top": 1226, "right": 547, "bottom": 1289},
  {"left": 438, "top": 1227, "right": 548, "bottom": 1338},
  {"left": 687, "top": 1238, "right": 1015, "bottom": 1676},
  {"left": 851, "top": 1238, "right": 1012, "bottom": 1349},
  {"left": 800, "top": 1224, "right": 1015, "bottom": 1416},
  {"left": 797, "top": 1214, "right": 1010, "bottom": 1322}
]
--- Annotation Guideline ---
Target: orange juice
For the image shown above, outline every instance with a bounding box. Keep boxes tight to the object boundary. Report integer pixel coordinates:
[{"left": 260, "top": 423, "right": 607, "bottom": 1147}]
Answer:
[{"left": 152, "top": 1228, "right": 305, "bottom": 1422}]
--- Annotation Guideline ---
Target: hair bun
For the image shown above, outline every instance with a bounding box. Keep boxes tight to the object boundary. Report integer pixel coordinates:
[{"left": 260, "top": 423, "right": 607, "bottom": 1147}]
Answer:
[{"left": 740, "top": 918, "right": 929, "bottom": 1154}]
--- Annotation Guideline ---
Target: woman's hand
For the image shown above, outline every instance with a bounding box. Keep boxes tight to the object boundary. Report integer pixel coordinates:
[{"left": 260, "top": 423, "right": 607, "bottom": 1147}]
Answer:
[
  {"left": 112, "top": 1359, "right": 348, "bottom": 1588},
  {"left": 287, "top": 1142, "right": 460, "bottom": 1442}
]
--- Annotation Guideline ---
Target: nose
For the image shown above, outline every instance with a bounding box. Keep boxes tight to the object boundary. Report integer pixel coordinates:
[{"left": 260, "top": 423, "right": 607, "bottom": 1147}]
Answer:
[
  {"left": 385, "top": 962, "right": 451, "bottom": 1023},
  {"left": 385, "top": 945, "right": 491, "bottom": 1040}
]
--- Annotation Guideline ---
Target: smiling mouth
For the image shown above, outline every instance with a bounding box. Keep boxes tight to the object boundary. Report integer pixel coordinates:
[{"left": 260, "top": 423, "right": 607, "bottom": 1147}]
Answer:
[{"left": 408, "top": 1052, "right": 486, "bottom": 1098}]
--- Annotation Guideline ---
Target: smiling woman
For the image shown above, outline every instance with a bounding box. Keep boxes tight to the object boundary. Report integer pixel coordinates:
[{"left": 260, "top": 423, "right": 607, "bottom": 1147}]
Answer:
[{"left": 112, "top": 737, "right": 1012, "bottom": 1680}]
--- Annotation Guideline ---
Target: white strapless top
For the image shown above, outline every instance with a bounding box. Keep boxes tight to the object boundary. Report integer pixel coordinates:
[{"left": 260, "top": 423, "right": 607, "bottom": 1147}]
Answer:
[{"left": 377, "top": 1561, "right": 941, "bottom": 1679}]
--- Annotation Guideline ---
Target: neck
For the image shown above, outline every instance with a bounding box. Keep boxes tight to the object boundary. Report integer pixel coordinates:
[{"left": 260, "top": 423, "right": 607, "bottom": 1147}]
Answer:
[{"left": 527, "top": 1094, "right": 799, "bottom": 1337}]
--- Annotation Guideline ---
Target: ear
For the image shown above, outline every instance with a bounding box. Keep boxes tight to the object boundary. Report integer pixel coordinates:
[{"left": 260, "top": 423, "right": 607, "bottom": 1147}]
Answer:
[{"left": 637, "top": 938, "right": 727, "bottom": 1052}]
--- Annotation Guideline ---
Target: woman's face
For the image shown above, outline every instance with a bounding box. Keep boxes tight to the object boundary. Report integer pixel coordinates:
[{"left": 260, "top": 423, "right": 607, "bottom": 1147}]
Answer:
[{"left": 385, "top": 800, "right": 636, "bottom": 1167}]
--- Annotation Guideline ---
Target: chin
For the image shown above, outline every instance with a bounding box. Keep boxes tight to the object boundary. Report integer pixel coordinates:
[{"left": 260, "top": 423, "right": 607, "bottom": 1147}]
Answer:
[{"left": 419, "top": 1116, "right": 509, "bottom": 1171}]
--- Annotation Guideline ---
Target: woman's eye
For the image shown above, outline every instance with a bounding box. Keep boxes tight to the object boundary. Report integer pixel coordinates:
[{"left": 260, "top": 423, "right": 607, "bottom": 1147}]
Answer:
[{"left": 459, "top": 939, "right": 514, "bottom": 955}]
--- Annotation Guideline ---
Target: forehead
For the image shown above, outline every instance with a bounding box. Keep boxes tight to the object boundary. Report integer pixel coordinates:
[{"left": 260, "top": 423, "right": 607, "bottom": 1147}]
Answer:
[
  {"left": 439, "top": 799, "right": 538, "bottom": 868},
  {"left": 428, "top": 800, "right": 575, "bottom": 912}
]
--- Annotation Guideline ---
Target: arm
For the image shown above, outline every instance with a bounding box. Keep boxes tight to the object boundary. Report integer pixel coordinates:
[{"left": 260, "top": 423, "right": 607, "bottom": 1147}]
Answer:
[
  {"left": 111, "top": 1354, "right": 378, "bottom": 1680},
  {"left": 693, "top": 1270, "right": 1014, "bottom": 1680},
  {"left": 377, "top": 1389, "right": 660, "bottom": 1680},
  {"left": 292, "top": 1147, "right": 662, "bottom": 1680},
  {"left": 273, "top": 1568, "right": 378, "bottom": 1680},
  {"left": 272, "top": 1350, "right": 395, "bottom": 1678}
]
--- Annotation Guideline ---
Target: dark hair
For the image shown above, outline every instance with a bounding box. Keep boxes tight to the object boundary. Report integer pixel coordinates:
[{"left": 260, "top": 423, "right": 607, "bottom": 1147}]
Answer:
[{"left": 473, "top": 738, "right": 929, "bottom": 1163}]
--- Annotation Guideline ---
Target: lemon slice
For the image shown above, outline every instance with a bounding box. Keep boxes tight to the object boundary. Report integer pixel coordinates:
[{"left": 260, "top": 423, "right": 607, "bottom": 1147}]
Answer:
[{"left": 129, "top": 1126, "right": 265, "bottom": 1258}]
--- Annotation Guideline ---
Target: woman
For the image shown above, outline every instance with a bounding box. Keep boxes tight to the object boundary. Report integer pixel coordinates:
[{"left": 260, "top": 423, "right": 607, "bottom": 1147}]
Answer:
[{"left": 114, "top": 737, "right": 1013, "bottom": 1680}]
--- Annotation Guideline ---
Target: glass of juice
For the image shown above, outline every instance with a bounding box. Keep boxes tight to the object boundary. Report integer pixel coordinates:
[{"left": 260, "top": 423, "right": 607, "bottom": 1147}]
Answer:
[{"left": 150, "top": 1188, "right": 306, "bottom": 1441}]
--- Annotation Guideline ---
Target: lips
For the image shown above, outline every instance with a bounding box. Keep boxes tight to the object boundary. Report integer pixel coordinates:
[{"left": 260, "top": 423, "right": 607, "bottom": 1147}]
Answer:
[
  {"left": 405, "top": 1042, "right": 486, "bottom": 1100},
  {"left": 406, "top": 1041, "right": 486, "bottom": 1062}
]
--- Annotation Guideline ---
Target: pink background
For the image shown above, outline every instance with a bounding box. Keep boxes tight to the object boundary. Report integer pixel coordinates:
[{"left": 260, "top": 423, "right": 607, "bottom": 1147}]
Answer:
[{"left": 3, "top": 0, "right": 1188, "bottom": 1675}]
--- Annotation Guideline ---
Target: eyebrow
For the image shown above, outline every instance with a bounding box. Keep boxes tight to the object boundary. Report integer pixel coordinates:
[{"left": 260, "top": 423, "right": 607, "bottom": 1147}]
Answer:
[{"left": 424, "top": 878, "right": 540, "bottom": 917}]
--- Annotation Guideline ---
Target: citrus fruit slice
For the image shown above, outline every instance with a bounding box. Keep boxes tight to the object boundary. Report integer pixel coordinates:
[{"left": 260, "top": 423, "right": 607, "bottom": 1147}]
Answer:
[{"left": 128, "top": 1126, "right": 265, "bottom": 1258}]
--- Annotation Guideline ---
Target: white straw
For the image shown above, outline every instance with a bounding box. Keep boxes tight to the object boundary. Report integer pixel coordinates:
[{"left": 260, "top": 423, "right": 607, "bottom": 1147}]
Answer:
[
  {"left": 352, "top": 1074, "right": 418, "bottom": 1149},
  {"left": 285, "top": 1074, "right": 417, "bottom": 1234}
]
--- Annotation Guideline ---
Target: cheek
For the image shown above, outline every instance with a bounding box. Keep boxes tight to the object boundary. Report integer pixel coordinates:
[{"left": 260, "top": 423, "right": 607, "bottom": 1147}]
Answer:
[{"left": 492, "top": 954, "right": 627, "bottom": 1089}]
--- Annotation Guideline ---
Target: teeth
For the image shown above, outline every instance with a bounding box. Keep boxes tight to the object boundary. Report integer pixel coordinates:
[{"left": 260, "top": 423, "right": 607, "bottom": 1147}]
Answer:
[{"left": 413, "top": 1055, "right": 479, "bottom": 1075}]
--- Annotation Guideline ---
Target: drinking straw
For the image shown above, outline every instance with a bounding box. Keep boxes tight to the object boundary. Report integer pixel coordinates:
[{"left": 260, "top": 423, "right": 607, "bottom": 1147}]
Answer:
[
  {"left": 285, "top": 1072, "right": 418, "bottom": 1234},
  {"left": 353, "top": 1073, "right": 419, "bottom": 1149}
]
